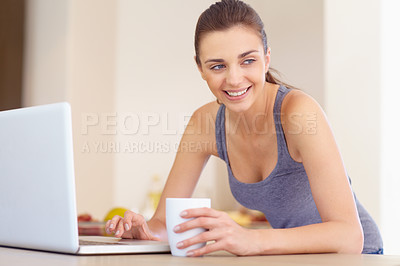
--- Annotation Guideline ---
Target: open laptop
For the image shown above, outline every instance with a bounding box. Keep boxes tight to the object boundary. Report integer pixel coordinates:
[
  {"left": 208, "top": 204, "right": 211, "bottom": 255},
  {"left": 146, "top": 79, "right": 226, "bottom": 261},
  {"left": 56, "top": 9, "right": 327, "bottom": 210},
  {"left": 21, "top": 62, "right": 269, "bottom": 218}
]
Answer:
[{"left": 0, "top": 102, "right": 170, "bottom": 255}]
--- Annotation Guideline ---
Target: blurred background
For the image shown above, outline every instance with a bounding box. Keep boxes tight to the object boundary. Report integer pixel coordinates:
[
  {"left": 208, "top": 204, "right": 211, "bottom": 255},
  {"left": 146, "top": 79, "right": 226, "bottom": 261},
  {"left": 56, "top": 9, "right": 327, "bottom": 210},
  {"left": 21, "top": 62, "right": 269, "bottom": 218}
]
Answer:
[{"left": 1, "top": 0, "right": 399, "bottom": 254}]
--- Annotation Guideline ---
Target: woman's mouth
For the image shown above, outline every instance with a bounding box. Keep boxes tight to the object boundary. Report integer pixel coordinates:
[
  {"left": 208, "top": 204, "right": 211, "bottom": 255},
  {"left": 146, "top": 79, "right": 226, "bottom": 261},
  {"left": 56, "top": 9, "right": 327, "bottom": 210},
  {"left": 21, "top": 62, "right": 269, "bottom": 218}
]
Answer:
[{"left": 224, "top": 86, "right": 251, "bottom": 99}]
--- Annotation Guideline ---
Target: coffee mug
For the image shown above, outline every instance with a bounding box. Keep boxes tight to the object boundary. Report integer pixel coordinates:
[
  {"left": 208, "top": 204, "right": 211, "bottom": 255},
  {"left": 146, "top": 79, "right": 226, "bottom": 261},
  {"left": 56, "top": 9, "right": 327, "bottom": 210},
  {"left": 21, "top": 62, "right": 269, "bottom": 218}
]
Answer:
[{"left": 166, "top": 198, "right": 211, "bottom": 256}]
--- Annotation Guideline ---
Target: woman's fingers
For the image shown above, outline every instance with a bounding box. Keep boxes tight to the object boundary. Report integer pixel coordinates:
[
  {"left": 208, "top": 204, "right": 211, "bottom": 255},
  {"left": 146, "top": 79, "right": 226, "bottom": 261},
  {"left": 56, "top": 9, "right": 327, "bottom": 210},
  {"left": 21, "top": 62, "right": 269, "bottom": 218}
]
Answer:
[
  {"left": 105, "top": 211, "right": 159, "bottom": 240},
  {"left": 106, "top": 215, "right": 122, "bottom": 233},
  {"left": 105, "top": 211, "right": 141, "bottom": 235},
  {"left": 114, "top": 217, "right": 126, "bottom": 238},
  {"left": 172, "top": 208, "right": 253, "bottom": 256},
  {"left": 181, "top": 207, "right": 221, "bottom": 219},
  {"left": 177, "top": 229, "right": 220, "bottom": 250},
  {"left": 121, "top": 211, "right": 147, "bottom": 233},
  {"left": 121, "top": 211, "right": 136, "bottom": 231},
  {"left": 186, "top": 241, "right": 224, "bottom": 257},
  {"left": 175, "top": 209, "right": 231, "bottom": 233},
  {"left": 105, "top": 220, "right": 111, "bottom": 233},
  {"left": 174, "top": 216, "right": 219, "bottom": 233}
]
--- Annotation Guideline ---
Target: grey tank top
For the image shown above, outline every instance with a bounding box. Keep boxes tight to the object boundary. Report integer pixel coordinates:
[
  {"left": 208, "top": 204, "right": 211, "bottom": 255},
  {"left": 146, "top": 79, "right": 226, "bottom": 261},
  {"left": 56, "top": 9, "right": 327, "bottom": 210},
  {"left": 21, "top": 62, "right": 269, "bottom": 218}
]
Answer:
[{"left": 215, "top": 85, "right": 383, "bottom": 254}]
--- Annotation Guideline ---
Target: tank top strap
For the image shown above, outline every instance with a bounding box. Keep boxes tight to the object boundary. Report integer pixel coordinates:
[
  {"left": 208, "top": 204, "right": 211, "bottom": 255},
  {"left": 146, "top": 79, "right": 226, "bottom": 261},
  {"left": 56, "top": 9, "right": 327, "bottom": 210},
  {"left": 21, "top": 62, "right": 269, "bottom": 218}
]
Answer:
[
  {"left": 273, "top": 85, "right": 295, "bottom": 164},
  {"left": 215, "top": 104, "right": 228, "bottom": 163},
  {"left": 273, "top": 85, "right": 290, "bottom": 134}
]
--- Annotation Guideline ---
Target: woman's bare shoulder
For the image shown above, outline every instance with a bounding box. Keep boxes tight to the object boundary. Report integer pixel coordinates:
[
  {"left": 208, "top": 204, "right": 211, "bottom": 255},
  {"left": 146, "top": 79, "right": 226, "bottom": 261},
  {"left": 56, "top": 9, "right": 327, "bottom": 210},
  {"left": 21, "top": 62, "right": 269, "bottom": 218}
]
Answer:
[
  {"left": 190, "top": 101, "right": 220, "bottom": 131},
  {"left": 282, "top": 89, "right": 322, "bottom": 112},
  {"left": 280, "top": 88, "right": 331, "bottom": 161},
  {"left": 281, "top": 89, "right": 325, "bottom": 129},
  {"left": 180, "top": 101, "right": 220, "bottom": 156}
]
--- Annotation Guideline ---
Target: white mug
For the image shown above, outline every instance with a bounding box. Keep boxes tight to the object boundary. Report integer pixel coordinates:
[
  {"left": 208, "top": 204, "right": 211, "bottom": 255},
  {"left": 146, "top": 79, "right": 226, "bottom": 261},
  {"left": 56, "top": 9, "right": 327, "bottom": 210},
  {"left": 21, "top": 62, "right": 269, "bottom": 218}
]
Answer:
[{"left": 166, "top": 198, "right": 211, "bottom": 257}]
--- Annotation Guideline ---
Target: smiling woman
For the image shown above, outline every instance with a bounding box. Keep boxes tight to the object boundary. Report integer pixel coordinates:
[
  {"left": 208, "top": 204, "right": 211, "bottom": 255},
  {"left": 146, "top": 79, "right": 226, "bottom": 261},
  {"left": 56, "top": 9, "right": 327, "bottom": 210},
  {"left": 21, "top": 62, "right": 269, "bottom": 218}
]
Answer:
[{"left": 106, "top": 0, "right": 383, "bottom": 256}]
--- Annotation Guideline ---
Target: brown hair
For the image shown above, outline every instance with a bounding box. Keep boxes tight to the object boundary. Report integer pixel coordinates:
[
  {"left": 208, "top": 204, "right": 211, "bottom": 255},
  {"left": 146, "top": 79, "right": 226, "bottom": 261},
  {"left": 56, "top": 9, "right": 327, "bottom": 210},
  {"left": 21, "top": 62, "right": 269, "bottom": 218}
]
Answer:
[{"left": 194, "top": 0, "right": 295, "bottom": 89}]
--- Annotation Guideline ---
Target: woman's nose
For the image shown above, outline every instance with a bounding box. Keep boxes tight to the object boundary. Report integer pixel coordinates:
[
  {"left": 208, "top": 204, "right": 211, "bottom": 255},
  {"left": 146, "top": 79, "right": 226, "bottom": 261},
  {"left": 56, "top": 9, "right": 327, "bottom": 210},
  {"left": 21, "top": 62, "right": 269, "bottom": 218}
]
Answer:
[{"left": 225, "top": 66, "right": 243, "bottom": 87}]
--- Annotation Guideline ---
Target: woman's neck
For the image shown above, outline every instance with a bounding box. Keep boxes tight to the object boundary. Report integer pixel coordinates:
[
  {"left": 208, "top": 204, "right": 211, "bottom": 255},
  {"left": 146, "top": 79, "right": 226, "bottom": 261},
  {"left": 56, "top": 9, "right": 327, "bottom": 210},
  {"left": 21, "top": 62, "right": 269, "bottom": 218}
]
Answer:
[{"left": 226, "top": 82, "right": 278, "bottom": 137}]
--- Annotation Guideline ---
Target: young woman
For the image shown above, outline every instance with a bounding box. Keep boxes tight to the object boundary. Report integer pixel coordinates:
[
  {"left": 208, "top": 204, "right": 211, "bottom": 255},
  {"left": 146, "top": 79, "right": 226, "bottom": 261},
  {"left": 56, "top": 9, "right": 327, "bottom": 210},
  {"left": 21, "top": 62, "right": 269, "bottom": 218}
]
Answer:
[{"left": 106, "top": 0, "right": 383, "bottom": 256}]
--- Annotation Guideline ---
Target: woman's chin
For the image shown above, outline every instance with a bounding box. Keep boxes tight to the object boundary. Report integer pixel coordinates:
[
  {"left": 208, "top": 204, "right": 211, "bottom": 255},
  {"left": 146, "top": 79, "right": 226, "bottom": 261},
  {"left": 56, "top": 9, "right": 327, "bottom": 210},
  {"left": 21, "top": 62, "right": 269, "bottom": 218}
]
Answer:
[{"left": 224, "top": 101, "right": 253, "bottom": 114}]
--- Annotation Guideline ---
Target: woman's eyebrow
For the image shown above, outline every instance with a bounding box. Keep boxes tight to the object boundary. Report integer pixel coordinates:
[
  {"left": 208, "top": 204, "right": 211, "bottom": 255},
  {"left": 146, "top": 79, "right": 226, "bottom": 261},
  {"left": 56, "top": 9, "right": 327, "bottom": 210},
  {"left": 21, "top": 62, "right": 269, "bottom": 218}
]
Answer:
[
  {"left": 238, "top": 49, "right": 259, "bottom": 58},
  {"left": 204, "top": 58, "right": 224, "bottom": 64},
  {"left": 204, "top": 50, "right": 259, "bottom": 64}
]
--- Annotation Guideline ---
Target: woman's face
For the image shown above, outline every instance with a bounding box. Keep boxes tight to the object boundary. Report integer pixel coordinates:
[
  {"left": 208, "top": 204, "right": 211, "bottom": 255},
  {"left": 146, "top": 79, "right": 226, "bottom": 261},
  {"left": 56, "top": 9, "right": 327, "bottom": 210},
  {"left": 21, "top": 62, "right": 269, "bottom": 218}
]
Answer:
[{"left": 197, "top": 25, "right": 270, "bottom": 113}]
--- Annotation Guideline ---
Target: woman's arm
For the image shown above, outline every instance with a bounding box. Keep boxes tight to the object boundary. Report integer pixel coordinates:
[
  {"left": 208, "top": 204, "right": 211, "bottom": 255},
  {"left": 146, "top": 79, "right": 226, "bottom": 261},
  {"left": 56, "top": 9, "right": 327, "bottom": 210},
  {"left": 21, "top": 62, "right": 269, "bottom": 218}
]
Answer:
[
  {"left": 148, "top": 103, "right": 219, "bottom": 240},
  {"left": 257, "top": 90, "right": 363, "bottom": 254},
  {"left": 106, "top": 102, "right": 219, "bottom": 241}
]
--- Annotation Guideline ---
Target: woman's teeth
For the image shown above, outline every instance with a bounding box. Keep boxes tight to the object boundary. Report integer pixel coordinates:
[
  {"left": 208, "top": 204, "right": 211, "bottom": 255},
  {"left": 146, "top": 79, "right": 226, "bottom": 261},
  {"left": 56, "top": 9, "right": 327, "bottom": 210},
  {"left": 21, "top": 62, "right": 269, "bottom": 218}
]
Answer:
[{"left": 226, "top": 87, "right": 248, "bottom": 97}]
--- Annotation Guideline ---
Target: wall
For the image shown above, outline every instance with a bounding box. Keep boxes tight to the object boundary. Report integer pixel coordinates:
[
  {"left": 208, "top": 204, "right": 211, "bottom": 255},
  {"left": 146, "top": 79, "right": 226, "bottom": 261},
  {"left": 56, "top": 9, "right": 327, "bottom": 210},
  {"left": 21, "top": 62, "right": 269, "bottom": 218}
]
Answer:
[
  {"left": 324, "top": 0, "right": 381, "bottom": 225},
  {"left": 68, "top": 0, "right": 117, "bottom": 220},
  {"left": 23, "top": 0, "right": 117, "bottom": 219},
  {"left": 23, "top": 0, "right": 69, "bottom": 106},
  {"left": 381, "top": 0, "right": 400, "bottom": 255},
  {"left": 257, "top": 0, "right": 324, "bottom": 104}
]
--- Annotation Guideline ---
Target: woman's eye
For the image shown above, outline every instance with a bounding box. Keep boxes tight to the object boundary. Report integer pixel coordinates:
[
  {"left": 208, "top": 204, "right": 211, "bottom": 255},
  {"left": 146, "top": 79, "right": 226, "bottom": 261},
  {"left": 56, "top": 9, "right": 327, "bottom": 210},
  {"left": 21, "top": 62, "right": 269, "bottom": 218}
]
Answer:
[
  {"left": 210, "top": 64, "right": 225, "bottom": 70},
  {"left": 243, "top": 59, "right": 255, "bottom": 65}
]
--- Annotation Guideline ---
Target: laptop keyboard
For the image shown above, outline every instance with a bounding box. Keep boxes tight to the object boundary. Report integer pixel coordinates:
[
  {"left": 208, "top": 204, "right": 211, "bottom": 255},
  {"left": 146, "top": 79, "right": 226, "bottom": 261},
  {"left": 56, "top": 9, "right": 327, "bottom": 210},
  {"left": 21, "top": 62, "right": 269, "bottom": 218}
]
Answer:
[{"left": 79, "top": 240, "right": 119, "bottom": 246}]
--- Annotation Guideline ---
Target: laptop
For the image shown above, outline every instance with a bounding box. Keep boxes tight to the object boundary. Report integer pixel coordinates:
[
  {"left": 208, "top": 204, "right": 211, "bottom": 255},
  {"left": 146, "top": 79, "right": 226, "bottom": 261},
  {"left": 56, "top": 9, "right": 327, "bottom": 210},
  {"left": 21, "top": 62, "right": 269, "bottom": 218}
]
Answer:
[{"left": 0, "top": 102, "right": 170, "bottom": 255}]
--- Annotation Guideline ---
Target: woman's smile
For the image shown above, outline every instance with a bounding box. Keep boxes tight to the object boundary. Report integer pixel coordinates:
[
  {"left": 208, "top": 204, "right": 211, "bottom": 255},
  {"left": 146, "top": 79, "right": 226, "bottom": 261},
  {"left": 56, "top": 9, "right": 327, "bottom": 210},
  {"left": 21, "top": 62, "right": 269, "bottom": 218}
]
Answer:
[{"left": 224, "top": 85, "right": 252, "bottom": 100}]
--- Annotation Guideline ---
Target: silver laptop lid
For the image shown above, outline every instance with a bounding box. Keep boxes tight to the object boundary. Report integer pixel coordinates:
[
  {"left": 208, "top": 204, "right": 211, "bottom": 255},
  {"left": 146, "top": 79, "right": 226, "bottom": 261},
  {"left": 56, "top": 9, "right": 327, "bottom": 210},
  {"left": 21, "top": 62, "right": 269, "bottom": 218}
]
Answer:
[{"left": 0, "top": 102, "right": 79, "bottom": 253}]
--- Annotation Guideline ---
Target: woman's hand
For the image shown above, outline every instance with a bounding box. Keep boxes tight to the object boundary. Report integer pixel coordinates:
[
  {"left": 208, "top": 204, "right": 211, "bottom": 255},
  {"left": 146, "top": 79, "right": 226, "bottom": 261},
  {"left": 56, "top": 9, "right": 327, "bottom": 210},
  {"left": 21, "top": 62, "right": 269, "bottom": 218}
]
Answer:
[
  {"left": 173, "top": 207, "right": 260, "bottom": 256},
  {"left": 105, "top": 210, "right": 161, "bottom": 241}
]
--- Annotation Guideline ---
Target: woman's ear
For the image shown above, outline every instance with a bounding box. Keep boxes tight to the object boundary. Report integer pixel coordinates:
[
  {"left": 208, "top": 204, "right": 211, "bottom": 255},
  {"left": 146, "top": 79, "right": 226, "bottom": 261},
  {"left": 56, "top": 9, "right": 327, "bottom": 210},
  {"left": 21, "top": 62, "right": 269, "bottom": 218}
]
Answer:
[
  {"left": 264, "top": 47, "right": 271, "bottom": 72},
  {"left": 194, "top": 55, "right": 206, "bottom": 80}
]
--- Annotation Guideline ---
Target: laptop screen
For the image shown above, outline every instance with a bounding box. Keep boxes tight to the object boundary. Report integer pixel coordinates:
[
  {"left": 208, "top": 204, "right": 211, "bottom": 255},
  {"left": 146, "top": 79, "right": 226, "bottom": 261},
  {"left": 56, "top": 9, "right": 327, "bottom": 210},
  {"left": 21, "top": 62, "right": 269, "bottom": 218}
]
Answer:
[{"left": 0, "top": 103, "right": 80, "bottom": 253}]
